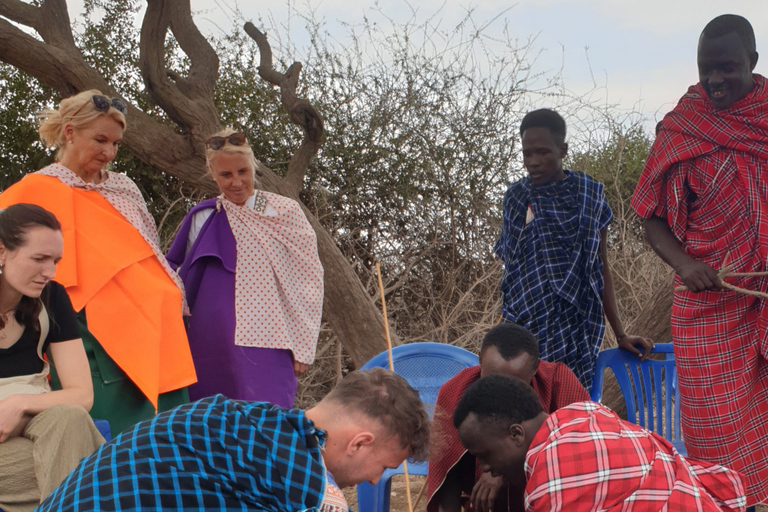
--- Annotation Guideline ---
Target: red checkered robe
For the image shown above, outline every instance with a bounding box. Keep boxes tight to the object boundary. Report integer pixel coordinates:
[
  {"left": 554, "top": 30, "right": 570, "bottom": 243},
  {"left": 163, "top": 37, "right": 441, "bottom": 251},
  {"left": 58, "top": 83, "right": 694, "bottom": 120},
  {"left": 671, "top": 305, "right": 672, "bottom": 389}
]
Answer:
[
  {"left": 526, "top": 402, "right": 746, "bottom": 511},
  {"left": 631, "top": 74, "right": 768, "bottom": 505},
  {"left": 426, "top": 363, "right": 589, "bottom": 512}
]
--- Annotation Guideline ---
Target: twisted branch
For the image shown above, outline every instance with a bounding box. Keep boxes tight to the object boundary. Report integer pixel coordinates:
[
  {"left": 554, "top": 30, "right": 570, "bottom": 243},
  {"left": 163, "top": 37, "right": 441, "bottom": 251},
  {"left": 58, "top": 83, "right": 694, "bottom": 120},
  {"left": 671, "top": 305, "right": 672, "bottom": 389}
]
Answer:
[
  {"left": 244, "top": 22, "right": 324, "bottom": 195},
  {"left": 139, "top": 0, "right": 220, "bottom": 140}
]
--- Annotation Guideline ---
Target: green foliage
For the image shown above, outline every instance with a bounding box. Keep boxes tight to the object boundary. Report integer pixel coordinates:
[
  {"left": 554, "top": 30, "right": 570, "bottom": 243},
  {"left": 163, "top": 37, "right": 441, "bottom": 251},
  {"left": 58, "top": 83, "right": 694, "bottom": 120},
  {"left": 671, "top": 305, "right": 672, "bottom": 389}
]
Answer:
[
  {"left": 0, "top": 65, "right": 56, "bottom": 190},
  {"left": 568, "top": 123, "right": 653, "bottom": 244}
]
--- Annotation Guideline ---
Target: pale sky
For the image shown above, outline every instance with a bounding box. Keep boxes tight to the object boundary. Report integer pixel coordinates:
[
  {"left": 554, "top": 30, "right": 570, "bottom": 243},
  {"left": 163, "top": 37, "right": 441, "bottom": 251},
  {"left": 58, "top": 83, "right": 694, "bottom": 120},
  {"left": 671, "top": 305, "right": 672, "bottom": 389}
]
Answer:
[{"left": 66, "top": 0, "right": 767, "bottom": 128}]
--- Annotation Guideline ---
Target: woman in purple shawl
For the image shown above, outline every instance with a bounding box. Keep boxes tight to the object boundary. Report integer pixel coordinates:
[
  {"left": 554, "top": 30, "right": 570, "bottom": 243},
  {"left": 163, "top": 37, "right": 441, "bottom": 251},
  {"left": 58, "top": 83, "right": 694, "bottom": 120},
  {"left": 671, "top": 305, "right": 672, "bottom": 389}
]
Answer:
[{"left": 167, "top": 129, "right": 324, "bottom": 408}]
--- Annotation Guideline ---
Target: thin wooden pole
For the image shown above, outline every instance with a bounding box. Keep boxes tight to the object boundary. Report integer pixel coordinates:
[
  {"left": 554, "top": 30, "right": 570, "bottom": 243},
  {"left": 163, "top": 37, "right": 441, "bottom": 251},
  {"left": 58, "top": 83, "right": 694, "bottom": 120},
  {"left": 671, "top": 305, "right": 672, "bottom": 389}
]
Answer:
[
  {"left": 413, "top": 479, "right": 428, "bottom": 510},
  {"left": 375, "top": 262, "right": 414, "bottom": 512}
]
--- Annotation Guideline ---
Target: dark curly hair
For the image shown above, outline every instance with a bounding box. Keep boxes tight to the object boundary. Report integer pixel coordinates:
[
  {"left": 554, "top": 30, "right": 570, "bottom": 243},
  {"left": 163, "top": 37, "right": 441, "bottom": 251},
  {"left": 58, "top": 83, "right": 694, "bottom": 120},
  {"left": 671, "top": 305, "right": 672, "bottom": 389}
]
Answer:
[
  {"left": 453, "top": 374, "right": 543, "bottom": 429},
  {"left": 480, "top": 322, "right": 540, "bottom": 362},
  {"left": 519, "top": 108, "right": 567, "bottom": 145},
  {"left": 324, "top": 367, "right": 431, "bottom": 462},
  {"left": 0, "top": 204, "right": 62, "bottom": 331}
]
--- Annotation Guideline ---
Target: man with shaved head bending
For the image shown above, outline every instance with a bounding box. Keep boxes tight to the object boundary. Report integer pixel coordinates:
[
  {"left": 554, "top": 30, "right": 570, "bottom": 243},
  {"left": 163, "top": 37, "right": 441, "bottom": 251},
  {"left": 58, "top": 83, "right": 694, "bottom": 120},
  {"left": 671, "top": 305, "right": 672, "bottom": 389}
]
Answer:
[{"left": 632, "top": 14, "right": 768, "bottom": 506}]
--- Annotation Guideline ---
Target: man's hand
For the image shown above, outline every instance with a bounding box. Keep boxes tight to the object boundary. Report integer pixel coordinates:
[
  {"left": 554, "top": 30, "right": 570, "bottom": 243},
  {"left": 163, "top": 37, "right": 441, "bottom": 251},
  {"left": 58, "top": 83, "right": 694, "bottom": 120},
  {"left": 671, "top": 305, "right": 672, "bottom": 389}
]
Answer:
[
  {"left": 617, "top": 334, "right": 655, "bottom": 361},
  {"left": 644, "top": 217, "right": 722, "bottom": 293},
  {"left": 470, "top": 472, "right": 504, "bottom": 512},
  {"left": 676, "top": 259, "right": 722, "bottom": 292},
  {"left": 0, "top": 395, "right": 31, "bottom": 443}
]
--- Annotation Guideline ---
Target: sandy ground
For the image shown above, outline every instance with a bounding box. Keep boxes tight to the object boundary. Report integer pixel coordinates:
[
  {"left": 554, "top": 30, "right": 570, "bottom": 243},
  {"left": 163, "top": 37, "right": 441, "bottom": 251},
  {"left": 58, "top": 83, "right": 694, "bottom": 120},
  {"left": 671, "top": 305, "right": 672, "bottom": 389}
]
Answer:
[
  {"left": 345, "top": 476, "right": 768, "bottom": 512},
  {"left": 344, "top": 476, "right": 427, "bottom": 512}
]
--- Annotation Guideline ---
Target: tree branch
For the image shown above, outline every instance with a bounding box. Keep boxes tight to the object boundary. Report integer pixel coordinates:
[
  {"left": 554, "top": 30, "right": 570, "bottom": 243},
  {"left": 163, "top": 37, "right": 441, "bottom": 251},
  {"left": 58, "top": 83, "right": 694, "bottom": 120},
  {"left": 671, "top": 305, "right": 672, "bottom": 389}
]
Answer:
[
  {"left": 38, "top": 0, "right": 75, "bottom": 48},
  {"left": 139, "top": 0, "right": 220, "bottom": 145},
  {"left": 244, "top": 22, "right": 324, "bottom": 194},
  {"left": 0, "top": 0, "right": 41, "bottom": 31},
  {"left": 0, "top": 18, "right": 101, "bottom": 96},
  {"left": 167, "top": 0, "right": 218, "bottom": 97}
]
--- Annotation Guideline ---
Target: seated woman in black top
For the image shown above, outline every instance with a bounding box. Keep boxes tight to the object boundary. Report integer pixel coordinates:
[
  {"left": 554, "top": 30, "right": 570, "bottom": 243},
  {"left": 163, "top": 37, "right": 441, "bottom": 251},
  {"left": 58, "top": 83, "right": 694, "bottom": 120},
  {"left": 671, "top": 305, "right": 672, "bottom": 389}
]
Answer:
[{"left": 0, "top": 204, "right": 104, "bottom": 512}]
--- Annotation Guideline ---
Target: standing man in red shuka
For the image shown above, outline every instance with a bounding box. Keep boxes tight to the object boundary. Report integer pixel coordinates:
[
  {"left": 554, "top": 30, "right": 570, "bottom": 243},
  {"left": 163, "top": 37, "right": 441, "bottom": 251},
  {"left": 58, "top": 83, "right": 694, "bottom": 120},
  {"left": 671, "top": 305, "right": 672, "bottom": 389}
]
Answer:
[{"left": 632, "top": 14, "right": 768, "bottom": 507}]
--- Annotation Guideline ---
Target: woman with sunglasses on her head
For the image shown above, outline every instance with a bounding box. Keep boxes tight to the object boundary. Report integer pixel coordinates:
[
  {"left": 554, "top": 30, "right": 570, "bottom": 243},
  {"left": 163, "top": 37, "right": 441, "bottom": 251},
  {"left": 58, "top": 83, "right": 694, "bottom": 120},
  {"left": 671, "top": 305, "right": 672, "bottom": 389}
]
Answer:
[
  {"left": 0, "top": 90, "right": 196, "bottom": 435},
  {"left": 167, "top": 129, "right": 323, "bottom": 407},
  {"left": 0, "top": 204, "right": 104, "bottom": 512}
]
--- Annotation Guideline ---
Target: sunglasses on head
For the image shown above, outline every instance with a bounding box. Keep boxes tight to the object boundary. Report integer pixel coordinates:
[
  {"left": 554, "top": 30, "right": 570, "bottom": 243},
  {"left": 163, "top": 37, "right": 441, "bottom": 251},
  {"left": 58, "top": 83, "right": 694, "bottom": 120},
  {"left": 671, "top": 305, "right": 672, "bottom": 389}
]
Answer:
[
  {"left": 91, "top": 95, "right": 128, "bottom": 115},
  {"left": 207, "top": 132, "right": 247, "bottom": 150}
]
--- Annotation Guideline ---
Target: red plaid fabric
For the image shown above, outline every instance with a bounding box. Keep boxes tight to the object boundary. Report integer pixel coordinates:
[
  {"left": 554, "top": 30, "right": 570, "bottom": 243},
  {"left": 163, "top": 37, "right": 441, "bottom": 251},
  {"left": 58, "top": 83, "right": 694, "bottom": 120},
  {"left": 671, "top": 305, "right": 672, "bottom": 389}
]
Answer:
[
  {"left": 525, "top": 402, "right": 746, "bottom": 512},
  {"left": 427, "top": 362, "right": 589, "bottom": 512},
  {"left": 631, "top": 75, "right": 768, "bottom": 505}
]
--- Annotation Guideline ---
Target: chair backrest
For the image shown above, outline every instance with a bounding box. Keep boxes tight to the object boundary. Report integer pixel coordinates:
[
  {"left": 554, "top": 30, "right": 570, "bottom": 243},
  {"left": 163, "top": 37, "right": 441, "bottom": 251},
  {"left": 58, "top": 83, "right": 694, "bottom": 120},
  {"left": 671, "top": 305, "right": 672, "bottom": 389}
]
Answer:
[
  {"left": 361, "top": 342, "right": 479, "bottom": 418},
  {"left": 590, "top": 343, "right": 682, "bottom": 448}
]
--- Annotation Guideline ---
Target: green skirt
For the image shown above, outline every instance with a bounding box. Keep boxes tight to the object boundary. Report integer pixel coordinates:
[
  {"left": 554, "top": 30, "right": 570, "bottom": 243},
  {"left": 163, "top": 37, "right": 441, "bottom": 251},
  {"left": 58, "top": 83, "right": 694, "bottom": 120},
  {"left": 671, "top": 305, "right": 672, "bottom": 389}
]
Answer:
[{"left": 51, "top": 310, "right": 189, "bottom": 437}]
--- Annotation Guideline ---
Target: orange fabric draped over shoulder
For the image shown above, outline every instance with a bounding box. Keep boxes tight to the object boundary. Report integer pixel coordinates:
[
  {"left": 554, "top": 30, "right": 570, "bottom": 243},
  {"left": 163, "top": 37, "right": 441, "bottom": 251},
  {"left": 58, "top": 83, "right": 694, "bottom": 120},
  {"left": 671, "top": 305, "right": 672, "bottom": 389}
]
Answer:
[{"left": 0, "top": 174, "right": 196, "bottom": 408}]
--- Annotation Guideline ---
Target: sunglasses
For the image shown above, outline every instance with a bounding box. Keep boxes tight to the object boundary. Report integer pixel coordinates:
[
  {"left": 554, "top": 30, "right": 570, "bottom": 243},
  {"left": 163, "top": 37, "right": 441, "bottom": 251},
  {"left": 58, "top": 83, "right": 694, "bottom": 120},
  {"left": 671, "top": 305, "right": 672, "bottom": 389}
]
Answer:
[
  {"left": 91, "top": 95, "right": 128, "bottom": 115},
  {"left": 207, "top": 132, "right": 247, "bottom": 150}
]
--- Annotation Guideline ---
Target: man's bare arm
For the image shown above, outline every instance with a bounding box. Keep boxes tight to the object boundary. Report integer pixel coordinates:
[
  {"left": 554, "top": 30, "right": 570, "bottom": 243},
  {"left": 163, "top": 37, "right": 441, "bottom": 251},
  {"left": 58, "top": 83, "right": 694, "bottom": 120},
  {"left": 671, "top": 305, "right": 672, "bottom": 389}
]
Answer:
[{"left": 644, "top": 216, "right": 721, "bottom": 292}]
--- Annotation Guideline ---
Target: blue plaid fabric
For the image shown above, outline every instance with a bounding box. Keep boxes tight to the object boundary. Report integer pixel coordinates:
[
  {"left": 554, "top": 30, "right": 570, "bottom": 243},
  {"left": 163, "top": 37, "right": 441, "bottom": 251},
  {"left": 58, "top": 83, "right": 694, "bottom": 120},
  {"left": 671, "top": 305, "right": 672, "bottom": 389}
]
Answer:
[
  {"left": 36, "top": 395, "right": 330, "bottom": 512},
  {"left": 495, "top": 170, "right": 612, "bottom": 388}
]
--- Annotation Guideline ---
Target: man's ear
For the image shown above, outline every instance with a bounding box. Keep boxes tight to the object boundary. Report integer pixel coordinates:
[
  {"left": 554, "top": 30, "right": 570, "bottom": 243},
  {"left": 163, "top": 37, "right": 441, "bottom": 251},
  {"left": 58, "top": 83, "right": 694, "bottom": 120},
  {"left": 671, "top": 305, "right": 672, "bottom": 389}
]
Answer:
[
  {"left": 507, "top": 423, "right": 526, "bottom": 445},
  {"left": 346, "top": 431, "right": 375, "bottom": 455},
  {"left": 750, "top": 51, "right": 759, "bottom": 71},
  {"left": 0, "top": 242, "right": 7, "bottom": 267},
  {"left": 531, "top": 358, "right": 540, "bottom": 376},
  {"left": 559, "top": 142, "right": 569, "bottom": 159}
]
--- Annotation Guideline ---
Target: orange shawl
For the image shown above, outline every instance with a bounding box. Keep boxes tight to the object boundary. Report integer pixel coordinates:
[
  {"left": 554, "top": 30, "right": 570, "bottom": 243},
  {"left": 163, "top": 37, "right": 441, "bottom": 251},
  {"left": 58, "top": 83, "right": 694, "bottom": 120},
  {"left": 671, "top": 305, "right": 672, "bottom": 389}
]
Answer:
[{"left": 0, "top": 173, "right": 196, "bottom": 407}]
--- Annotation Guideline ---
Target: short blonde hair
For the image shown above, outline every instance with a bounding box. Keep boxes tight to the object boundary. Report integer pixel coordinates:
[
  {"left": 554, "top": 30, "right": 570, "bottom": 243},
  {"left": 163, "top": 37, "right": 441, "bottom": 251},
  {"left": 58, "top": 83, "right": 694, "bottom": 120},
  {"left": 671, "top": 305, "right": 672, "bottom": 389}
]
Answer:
[
  {"left": 205, "top": 127, "right": 259, "bottom": 177},
  {"left": 38, "top": 89, "right": 127, "bottom": 160}
]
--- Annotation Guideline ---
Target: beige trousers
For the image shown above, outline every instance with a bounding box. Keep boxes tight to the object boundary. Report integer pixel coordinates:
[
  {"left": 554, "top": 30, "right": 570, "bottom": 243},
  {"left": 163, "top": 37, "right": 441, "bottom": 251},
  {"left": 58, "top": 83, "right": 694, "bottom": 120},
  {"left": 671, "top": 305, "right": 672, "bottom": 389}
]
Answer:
[{"left": 0, "top": 404, "right": 105, "bottom": 512}]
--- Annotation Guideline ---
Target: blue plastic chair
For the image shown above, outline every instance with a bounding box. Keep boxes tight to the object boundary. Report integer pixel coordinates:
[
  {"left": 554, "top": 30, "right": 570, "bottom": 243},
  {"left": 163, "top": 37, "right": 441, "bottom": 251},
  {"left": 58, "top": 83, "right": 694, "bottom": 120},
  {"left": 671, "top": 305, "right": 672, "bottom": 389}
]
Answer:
[
  {"left": 94, "top": 418, "right": 112, "bottom": 441},
  {"left": 356, "top": 342, "right": 479, "bottom": 512},
  {"left": 590, "top": 343, "right": 685, "bottom": 455}
]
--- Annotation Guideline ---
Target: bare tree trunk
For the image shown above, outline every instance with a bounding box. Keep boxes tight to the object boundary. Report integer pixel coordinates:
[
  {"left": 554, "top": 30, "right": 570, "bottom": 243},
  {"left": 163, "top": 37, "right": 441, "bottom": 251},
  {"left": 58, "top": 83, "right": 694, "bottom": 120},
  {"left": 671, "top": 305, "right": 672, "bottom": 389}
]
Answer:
[{"left": 0, "top": 0, "right": 395, "bottom": 366}]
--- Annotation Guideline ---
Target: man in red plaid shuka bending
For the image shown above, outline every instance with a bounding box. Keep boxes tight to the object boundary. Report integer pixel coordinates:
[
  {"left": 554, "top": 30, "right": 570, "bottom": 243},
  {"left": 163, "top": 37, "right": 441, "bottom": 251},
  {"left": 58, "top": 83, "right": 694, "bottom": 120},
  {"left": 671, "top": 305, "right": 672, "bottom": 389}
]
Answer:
[
  {"left": 631, "top": 14, "right": 768, "bottom": 506},
  {"left": 455, "top": 375, "right": 746, "bottom": 511}
]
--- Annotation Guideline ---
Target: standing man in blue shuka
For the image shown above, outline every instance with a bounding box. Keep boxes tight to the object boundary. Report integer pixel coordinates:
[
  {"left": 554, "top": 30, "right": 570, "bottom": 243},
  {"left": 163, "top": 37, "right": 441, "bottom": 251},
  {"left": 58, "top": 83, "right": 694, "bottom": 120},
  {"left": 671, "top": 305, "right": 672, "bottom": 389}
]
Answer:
[{"left": 495, "top": 108, "right": 652, "bottom": 388}]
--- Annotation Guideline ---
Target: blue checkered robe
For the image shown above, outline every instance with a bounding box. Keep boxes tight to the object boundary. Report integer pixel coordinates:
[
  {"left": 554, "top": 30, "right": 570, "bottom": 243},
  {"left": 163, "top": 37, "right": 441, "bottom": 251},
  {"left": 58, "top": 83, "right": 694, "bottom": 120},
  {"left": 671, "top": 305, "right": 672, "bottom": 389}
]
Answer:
[
  {"left": 495, "top": 170, "right": 612, "bottom": 388},
  {"left": 36, "top": 396, "right": 333, "bottom": 512}
]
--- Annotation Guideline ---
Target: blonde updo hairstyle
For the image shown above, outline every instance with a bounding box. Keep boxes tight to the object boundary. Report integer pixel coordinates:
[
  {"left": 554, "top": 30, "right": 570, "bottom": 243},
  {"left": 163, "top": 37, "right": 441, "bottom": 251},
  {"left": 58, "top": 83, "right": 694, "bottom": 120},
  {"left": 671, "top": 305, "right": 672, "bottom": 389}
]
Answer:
[
  {"left": 38, "top": 89, "right": 127, "bottom": 160},
  {"left": 205, "top": 128, "right": 259, "bottom": 183}
]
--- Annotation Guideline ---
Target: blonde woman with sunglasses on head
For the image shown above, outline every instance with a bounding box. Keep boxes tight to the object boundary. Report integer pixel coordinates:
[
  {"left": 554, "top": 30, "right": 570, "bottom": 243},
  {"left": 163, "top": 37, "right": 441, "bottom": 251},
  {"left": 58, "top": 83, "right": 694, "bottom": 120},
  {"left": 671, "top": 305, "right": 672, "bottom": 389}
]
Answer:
[
  {"left": 0, "top": 90, "right": 196, "bottom": 436},
  {"left": 167, "top": 128, "right": 323, "bottom": 408}
]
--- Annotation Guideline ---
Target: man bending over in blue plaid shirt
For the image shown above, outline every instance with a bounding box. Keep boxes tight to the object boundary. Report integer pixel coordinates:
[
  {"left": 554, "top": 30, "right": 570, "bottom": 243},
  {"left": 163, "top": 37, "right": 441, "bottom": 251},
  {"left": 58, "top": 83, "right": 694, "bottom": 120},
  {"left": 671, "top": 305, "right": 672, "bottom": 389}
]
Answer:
[
  {"left": 35, "top": 368, "right": 430, "bottom": 512},
  {"left": 495, "top": 108, "right": 652, "bottom": 390}
]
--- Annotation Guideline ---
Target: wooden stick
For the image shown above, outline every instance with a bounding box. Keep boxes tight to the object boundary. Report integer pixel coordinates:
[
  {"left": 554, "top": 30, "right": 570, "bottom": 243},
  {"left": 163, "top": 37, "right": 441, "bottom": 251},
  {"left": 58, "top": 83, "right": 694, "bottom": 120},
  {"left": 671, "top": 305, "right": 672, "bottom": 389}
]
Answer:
[
  {"left": 375, "top": 262, "right": 414, "bottom": 512},
  {"left": 376, "top": 263, "right": 395, "bottom": 371},
  {"left": 672, "top": 250, "right": 768, "bottom": 298},
  {"left": 413, "top": 479, "right": 428, "bottom": 510}
]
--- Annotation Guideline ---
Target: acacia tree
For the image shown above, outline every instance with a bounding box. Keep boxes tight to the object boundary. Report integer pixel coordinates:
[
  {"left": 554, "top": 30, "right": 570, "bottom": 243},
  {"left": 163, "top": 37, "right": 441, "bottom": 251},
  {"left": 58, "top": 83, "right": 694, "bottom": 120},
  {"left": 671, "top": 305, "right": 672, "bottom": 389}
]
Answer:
[{"left": 0, "top": 0, "right": 395, "bottom": 365}]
